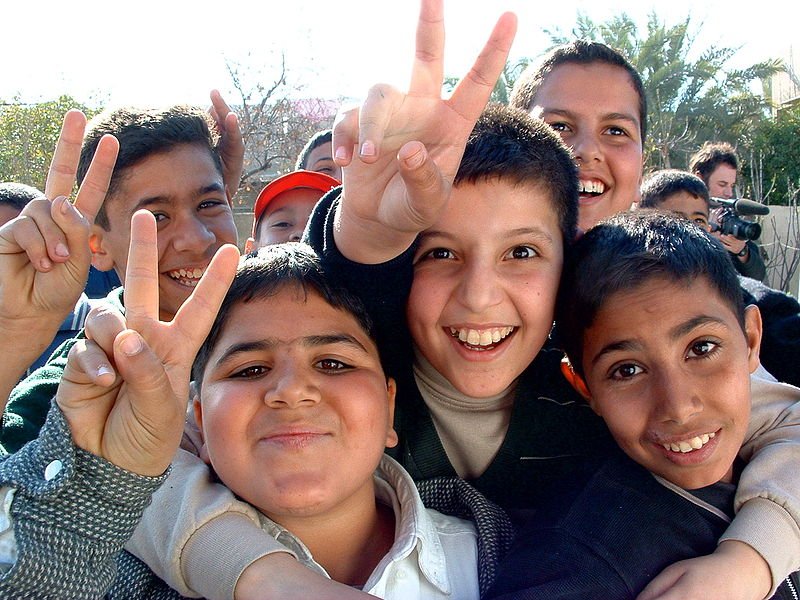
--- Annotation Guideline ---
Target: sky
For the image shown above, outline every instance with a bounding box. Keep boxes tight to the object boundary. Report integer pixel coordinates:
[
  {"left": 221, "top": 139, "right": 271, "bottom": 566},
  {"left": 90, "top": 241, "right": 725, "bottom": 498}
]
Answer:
[{"left": 3, "top": 0, "right": 798, "bottom": 110}]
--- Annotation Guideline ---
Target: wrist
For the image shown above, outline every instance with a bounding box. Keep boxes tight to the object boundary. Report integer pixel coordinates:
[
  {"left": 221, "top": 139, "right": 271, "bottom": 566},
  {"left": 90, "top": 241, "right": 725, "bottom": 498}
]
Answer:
[
  {"left": 736, "top": 245, "right": 749, "bottom": 259},
  {"left": 717, "top": 540, "right": 771, "bottom": 599}
]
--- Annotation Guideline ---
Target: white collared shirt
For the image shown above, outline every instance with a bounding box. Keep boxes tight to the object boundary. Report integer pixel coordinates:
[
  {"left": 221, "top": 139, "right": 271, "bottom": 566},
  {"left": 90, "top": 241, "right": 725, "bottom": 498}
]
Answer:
[{"left": 258, "top": 455, "right": 479, "bottom": 599}]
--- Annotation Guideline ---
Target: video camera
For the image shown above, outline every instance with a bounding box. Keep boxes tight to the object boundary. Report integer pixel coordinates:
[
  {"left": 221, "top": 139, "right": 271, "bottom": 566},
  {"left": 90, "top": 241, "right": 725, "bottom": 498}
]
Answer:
[{"left": 709, "top": 197, "right": 770, "bottom": 241}]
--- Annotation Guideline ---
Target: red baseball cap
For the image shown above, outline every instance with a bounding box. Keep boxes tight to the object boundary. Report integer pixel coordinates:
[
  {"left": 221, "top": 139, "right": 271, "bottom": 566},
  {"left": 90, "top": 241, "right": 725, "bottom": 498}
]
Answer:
[{"left": 252, "top": 170, "right": 340, "bottom": 228}]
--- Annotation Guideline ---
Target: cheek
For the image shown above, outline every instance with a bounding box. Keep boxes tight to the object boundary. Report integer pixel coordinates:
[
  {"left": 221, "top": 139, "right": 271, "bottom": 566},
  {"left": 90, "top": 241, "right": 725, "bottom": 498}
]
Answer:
[{"left": 407, "top": 272, "right": 445, "bottom": 327}]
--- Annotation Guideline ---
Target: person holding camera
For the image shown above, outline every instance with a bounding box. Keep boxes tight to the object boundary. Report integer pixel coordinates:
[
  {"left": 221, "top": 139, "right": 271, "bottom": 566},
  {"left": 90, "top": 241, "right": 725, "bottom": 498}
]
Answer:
[{"left": 689, "top": 141, "right": 767, "bottom": 281}]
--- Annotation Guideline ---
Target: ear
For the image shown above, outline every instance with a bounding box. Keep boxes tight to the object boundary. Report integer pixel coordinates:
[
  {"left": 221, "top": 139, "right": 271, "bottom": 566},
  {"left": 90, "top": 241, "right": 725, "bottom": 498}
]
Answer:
[
  {"left": 384, "top": 377, "right": 399, "bottom": 449},
  {"left": 743, "top": 304, "right": 763, "bottom": 374},
  {"left": 89, "top": 224, "right": 116, "bottom": 272},
  {"left": 244, "top": 237, "right": 256, "bottom": 254},
  {"left": 191, "top": 388, "right": 212, "bottom": 466},
  {"left": 560, "top": 356, "right": 597, "bottom": 411}
]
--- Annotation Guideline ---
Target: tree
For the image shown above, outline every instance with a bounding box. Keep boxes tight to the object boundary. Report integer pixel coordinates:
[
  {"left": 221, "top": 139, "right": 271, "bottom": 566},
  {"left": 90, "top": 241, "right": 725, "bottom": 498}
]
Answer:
[
  {"left": 0, "top": 96, "right": 100, "bottom": 190},
  {"left": 543, "top": 13, "right": 783, "bottom": 172},
  {"left": 223, "top": 55, "right": 339, "bottom": 203},
  {"left": 749, "top": 103, "right": 800, "bottom": 205}
]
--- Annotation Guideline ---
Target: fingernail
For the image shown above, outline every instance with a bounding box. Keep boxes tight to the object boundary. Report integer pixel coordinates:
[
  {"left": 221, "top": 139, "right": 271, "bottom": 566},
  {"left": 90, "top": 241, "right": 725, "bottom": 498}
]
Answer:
[
  {"left": 96, "top": 364, "right": 114, "bottom": 378},
  {"left": 58, "top": 196, "right": 72, "bottom": 214},
  {"left": 334, "top": 146, "right": 348, "bottom": 161},
  {"left": 120, "top": 333, "right": 143, "bottom": 356},
  {"left": 39, "top": 258, "right": 52, "bottom": 270},
  {"left": 54, "top": 243, "right": 69, "bottom": 258},
  {"left": 360, "top": 141, "right": 376, "bottom": 157}
]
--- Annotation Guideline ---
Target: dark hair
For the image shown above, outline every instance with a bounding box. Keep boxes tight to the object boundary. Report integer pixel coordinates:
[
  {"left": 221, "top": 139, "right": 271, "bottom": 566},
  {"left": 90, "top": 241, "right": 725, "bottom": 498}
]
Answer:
[
  {"left": 510, "top": 40, "right": 648, "bottom": 146},
  {"left": 192, "top": 243, "right": 377, "bottom": 385},
  {"left": 639, "top": 169, "right": 710, "bottom": 209},
  {"left": 688, "top": 142, "right": 738, "bottom": 183},
  {"left": 456, "top": 103, "right": 579, "bottom": 243},
  {"left": 77, "top": 105, "right": 223, "bottom": 230},
  {"left": 0, "top": 182, "right": 42, "bottom": 212},
  {"left": 556, "top": 210, "right": 744, "bottom": 376},
  {"left": 295, "top": 129, "right": 333, "bottom": 171}
]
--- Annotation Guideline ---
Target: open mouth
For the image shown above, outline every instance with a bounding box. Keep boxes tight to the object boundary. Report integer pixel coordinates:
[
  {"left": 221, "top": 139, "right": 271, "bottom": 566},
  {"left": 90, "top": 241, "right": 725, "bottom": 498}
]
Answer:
[
  {"left": 448, "top": 326, "right": 515, "bottom": 351},
  {"left": 661, "top": 431, "right": 716, "bottom": 454},
  {"left": 166, "top": 267, "right": 206, "bottom": 288},
  {"left": 579, "top": 179, "right": 606, "bottom": 198}
]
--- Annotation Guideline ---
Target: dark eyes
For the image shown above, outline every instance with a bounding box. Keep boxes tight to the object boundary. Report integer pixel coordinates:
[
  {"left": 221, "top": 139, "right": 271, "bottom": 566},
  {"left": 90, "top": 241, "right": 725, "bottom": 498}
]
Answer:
[
  {"left": 507, "top": 246, "right": 537, "bottom": 259},
  {"left": 687, "top": 341, "right": 718, "bottom": 359},
  {"left": 419, "top": 247, "right": 454, "bottom": 261},
  {"left": 316, "top": 358, "right": 352, "bottom": 372},
  {"left": 230, "top": 365, "right": 268, "bottom": 379},
  {"left": 610, "top": 363, "right": 643, "bottom": 380}
]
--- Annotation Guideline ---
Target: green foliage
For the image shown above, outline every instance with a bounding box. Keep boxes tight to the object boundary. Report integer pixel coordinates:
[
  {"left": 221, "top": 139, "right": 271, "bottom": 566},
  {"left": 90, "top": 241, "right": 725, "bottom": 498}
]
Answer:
[
  {"left": 750, "top": 104, "right": 800, "bottom": 205},
  {"left": 0, "top": 96, "right": 100, "bottom": 191}
]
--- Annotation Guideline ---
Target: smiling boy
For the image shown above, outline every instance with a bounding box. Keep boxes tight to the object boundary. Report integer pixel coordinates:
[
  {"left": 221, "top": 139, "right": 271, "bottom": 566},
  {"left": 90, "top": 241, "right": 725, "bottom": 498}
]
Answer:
[{"left": 487, "top": 210, "right": 800, "bottom": 599}]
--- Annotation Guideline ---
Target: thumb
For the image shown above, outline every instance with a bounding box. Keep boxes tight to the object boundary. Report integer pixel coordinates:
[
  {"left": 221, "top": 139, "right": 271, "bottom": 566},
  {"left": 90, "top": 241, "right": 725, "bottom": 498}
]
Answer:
[
  {"left": 393, "top": 140, "right": 450, "bottom": 231},
  {"left": 107, "top": 330, "right": 186, "bottom": 475}
]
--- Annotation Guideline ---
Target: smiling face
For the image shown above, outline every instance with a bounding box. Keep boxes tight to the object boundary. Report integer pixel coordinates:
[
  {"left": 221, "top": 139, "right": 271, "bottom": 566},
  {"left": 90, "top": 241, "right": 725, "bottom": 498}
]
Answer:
[
  {"left": 407, "top": 178, "right": 564, "bottom": 398},
  {"left": 90, "top": 143, "right": 238, "bottom": 322},
  {"left": 196, "top": 287, "right": 397, "bottom": 519},
  {"left": 529, "top": 61, "right": 644, "bottom": 233},
  {"left": 255, "top": 188, "right": 322, "bottom": 247},
  {"left": 656, "top": 191, "right": 711, "bottom": 231},
  {"left": 580, "top": 275, "right": 761, "bottom": 489}
]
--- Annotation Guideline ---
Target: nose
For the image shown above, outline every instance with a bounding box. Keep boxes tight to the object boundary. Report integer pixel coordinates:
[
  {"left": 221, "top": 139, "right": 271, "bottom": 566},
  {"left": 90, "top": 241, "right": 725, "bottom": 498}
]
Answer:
[
  {"left": 455, "top": 259, "right": 503, "bottom": 314},
  {"left": 288, "top": 227, "right": 303, "bottom": 243},
  {"left": 571, "top": 128, "right": 602, "bottom": 165},
  {"left": 264, "top": 362, "right": 321, "bottom": 408},
  {"left": 172, "top": 214, "right": 217, "bottom": 253},
  {"left": 653, "top": 371, "right": 703, "bottom": 425}
]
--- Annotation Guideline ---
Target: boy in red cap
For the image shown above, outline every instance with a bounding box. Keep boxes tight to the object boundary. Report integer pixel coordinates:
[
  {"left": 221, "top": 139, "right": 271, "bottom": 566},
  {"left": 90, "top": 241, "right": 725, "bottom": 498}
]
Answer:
[{"left": 246, "top": 170, "right": 339, "bottom": 250}]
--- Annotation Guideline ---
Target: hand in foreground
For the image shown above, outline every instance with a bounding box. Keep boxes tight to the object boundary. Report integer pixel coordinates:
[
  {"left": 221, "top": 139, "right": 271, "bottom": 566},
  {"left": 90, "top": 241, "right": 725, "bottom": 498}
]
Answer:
[
  {"left": 331, "top": 0, "right": 517, "bottom": 263},
  {"left": 636, "top": 541, "right": 771, "bottom": 600},
  {"left": 209, "top": 89, "right": 245, "bottom": 202},
  {"left": 56, "top": 210, "right": 239, "bottom": 476}
]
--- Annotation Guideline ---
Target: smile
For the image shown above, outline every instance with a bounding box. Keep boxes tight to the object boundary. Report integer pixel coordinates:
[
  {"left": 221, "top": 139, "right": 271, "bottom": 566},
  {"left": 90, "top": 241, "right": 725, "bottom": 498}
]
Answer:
[
  {"left": 448, "top": 326, "right": 515, "bottom": 349},
  {"left": 579, "top": 179, "right": 605, "bottom": 196},
  {"left": 166, "top": 267, "right": 206, "bottom": 288},
  {"left": 661, "top": 431, "right": 716, "bottom": 454}
]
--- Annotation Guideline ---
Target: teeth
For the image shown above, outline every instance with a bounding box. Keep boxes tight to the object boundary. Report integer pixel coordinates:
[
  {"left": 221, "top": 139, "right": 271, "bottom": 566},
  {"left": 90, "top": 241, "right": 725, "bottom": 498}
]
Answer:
[
  {"left": 168, "top": 267, "right": 206, "bottom": 285},
  {"left": 662, "top": 432, "right": 716, "bottom": 453},
  {"left": 579, "top": 180, "right": 605, "bottom": 194},
  {"left": 449, "top": 326, "right": 514, "bottom": 348}
]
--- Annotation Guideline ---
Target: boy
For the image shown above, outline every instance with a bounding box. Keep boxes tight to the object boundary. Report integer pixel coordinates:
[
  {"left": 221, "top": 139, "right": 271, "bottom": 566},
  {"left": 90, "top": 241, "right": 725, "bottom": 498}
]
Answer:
[
  {"left": 244, "top": 169, "right": 340, "bottom": 250},
  {"left": 689, "top": 141, "right": 767, "bottom": 281},
  {"left": 0, "top": 103, "right": 241, "bottom": 453},
  {"left": 487, "top": 210, "right": 800, "bottom": 599},
  {"left": 296, "top": 129, "right": 341, "bottom": 181},
  {"left": 638, "top": 168, "right": 712, "bottom": 230}
]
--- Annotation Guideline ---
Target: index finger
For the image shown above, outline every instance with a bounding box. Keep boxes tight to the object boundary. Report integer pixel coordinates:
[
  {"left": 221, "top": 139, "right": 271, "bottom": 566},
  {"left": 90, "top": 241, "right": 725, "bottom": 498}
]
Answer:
[
  {"left": 408, "top": 0, "right": 445, "bottom": 97},
  {"left": 448, "top": 11, "right": 517, "bottom": 120},
  {"left": 73, "top": 134, "right": 119, "bottom": 225},
  {"left": 123, "top": 210, "right": 160, "bottom": 328},
  {"left": 45, "top": 110, "right": 87, "bottom": 199},
  {"left": 210, "top": 89, "right": 232, "bottom": 124}
]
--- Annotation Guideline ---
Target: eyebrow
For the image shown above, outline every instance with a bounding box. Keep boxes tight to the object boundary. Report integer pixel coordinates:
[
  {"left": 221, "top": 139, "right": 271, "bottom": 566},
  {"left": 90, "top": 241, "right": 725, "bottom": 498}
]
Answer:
[
  {"left": 212, "top": 332, "right": 370, "bottom": 369},
  {"left": 541, "top": 108, "right": 640, "bottom": 129},
  {"left": 131, "top": 182, "right": 226, "bottom": 213},
  {"left": 418, "top": 226, "right": 555, "bottom": 245},
  {"left": 590, "top": 315, "right": 729, "bottom": 367}
]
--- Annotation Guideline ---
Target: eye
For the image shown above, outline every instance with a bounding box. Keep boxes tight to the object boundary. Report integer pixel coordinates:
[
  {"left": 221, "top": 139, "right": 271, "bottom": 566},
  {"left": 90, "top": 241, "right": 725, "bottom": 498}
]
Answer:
[
  {"left": 316, "top": 358, "right": 353, "bottom": 372},
  {"left": 506, "top": 245, "right": 538, "bottom": 259},
  {"left": 229, "top": 365, "right": 269, "bottom": 379},
  {"left": 419, "top": 247, "right": 455, "bottom": 261},
  {"left": 610, "top": 363, "right": 644, "bottom": 380},
  {"left": 149, "top": 211, "right": 168, "bottom": 223},
  {"left": 547, "top": 121, "right": 571, "bottom": 134},
  {"left": 199, "top": 199, "right": 226, "bottom": 210},
  {"left": 606, "top": 125, "right": 629, "bottom": 137},
  {"left": 271, "top": 221, "right": 292, "bottom": 229},
  {"left": 687, "top": 340, "right": 719, "bottom": 359}
]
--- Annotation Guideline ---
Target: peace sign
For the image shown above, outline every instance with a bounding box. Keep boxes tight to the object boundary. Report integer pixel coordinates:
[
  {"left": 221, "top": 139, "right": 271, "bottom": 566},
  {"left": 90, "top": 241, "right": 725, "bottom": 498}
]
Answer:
[
  {"left": 57, "top": 211, "right": 239, "bottom": 476},
  {"left": 330, "top": 0, "right": 517, "bottom": 263}
]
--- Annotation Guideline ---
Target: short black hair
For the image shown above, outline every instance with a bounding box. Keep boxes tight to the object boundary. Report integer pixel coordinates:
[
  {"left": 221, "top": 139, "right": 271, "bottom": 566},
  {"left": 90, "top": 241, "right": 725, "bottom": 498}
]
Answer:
[
  {"left": 456, "top": 103, "right": 579, "bottom": 244},
  {"left": 688, "top": 142, "right": 738, "bottom": 183},
  {"left": 0, "top": 182, "right": 42, "bottom": 212},
  {"left": 510, "top": 39, "right": 648, "bottom": 146},
  {"left": 192, "top": 243, "right": 378, "bottom": 386},
  {"left": 556, "top": 210, "right": 744, "bottom": 376},
  {"left": 295, "top": 129, "right": 333, "bottom": 171},
  {"left": 77, "top": 105, "right": 223, "bottom": 230},
  {"left": 640, "top": 169, "right": 710, "bottom": 209}
]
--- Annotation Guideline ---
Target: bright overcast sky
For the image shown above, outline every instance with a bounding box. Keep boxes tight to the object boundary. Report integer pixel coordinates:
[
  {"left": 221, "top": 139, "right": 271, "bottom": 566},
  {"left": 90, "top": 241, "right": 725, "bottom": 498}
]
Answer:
[{"left": 3, "top": 0, "right": 798, "bottom": 110}]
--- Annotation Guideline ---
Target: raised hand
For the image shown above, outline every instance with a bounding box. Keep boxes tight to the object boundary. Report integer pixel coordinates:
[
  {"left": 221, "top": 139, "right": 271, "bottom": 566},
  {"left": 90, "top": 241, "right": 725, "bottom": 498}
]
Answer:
[
  {"left": 331, "top": 0, "right": 517, "bottom": 263},
  {"left": 0, "top": 111, "right": 118, "bottom": 405},
  {"left": 209, "top": 89, "right": 245, "bottom": 202},
  {"left": 56, "top": 211, "right": 239, "bottom": 476}
]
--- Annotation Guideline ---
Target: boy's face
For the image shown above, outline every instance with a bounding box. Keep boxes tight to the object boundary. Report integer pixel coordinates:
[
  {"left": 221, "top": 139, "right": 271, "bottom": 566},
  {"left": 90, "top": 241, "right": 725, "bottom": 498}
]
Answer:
[
  {"left": 580, "top": 275, "right": 761, "bottom": 489},
  {"left": 196, "top": 287, "right": 397, "bottom": 520},
  {"left": 529, "top": 62, "right": 644, "bottom": 233},
  {"left": 305, "top": 141, "right": 342, "bottom": 181},
  {"left": 255, "top": 189, "right": 321, "bottom": 247},
  {"left": 407, "top": 178, "right": 563, "bottom": 398},
  {"left": 656, "top": 191, "right": 710, "bottom": 231},
  {"left": 90, "top": 143, "right": 237, "bottom": 322},
  {"left": 706, "top": 164, "right": 737, "bottom": 199}
]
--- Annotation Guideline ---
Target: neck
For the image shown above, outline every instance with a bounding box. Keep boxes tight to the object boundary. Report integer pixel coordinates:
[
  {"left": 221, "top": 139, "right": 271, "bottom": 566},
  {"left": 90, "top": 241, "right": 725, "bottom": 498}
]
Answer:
[{"left": 270, "top": 482, "right": 396, "bottom": 587}]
